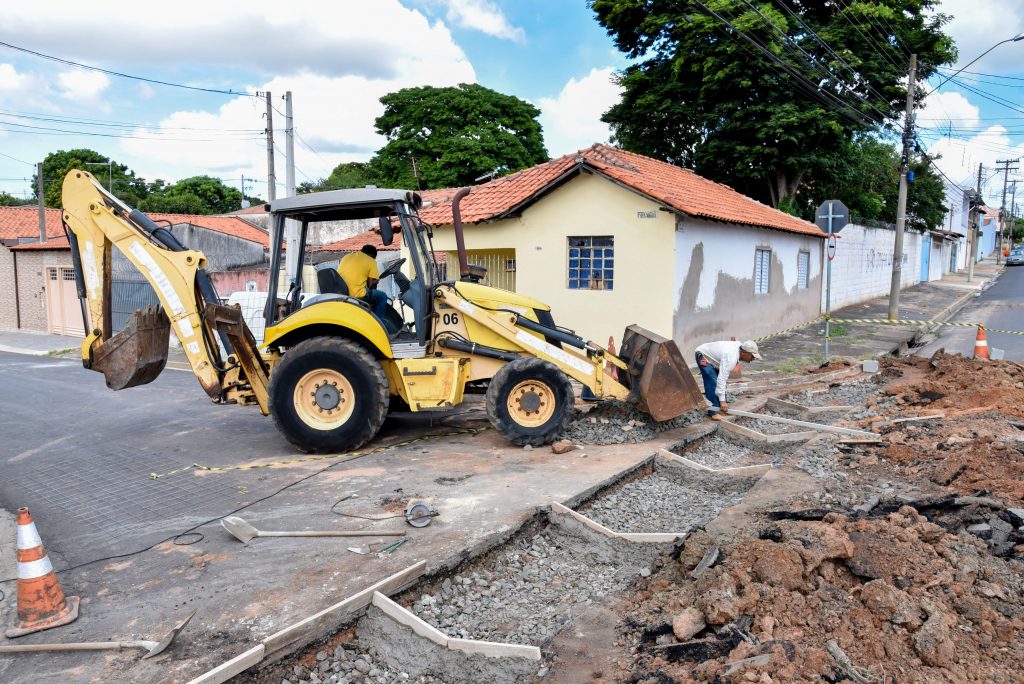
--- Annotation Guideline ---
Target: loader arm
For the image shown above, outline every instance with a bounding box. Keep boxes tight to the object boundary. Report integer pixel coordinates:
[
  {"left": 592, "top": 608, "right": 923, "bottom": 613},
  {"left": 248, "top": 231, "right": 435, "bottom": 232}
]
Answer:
[{"left": 61, "top": 169, "right": 268, "bottom": 410}]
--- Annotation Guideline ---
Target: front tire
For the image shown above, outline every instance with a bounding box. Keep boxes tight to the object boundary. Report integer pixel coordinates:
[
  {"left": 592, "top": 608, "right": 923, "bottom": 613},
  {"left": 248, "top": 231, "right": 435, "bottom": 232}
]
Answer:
[
  {"left": 268, "top": 337, "right": 388, "bottom": 453},
  {"left": 486, "top": 357, "right": 574, "bottom": 446}
]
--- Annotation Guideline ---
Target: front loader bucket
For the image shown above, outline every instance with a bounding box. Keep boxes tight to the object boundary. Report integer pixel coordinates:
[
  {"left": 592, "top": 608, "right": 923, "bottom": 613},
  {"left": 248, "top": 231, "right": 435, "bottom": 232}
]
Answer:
[
  {"left": 619, "top": 325, "right": 704, "bottom": 422},
  {"left": 90, "top": 305, "right": 170, "bottom": 390}
]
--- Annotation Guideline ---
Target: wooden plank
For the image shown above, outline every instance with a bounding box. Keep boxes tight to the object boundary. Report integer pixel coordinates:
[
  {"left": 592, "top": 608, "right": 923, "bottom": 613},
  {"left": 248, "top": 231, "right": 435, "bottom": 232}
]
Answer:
[
  {"left": 805, "top": 405, "right": 857, "bottom": 415},
  {"left": 447, "top": 637, "right": 541, "bottom": 660},
  {"left": 617, "top": 532, "right": 687, "bottom": 542},
  {"left": 371, "top": 591, "right": 449, "bottom": 647},
  {"left": 261, "top": 560, "right": 427, "bottom": 659},
  {"left": 186, "top": 644, "right": 265, "bottom": 684},
  {"left": 657, "top": 449, "right": 714, "bottom": 472},
  {"left": 765, "top": 430, "right": 820, "bottom": 444},
  {"left": 727, "top": 409, "right": 874, "bottom": 437},
  {"left": 714, "top": 463, "right": 773, "bottom": 477},
  {"left": 836, "top": 438, "right": 883, "bottom": 446},
  {"left": 716, "top": 420, "right": 768, "bottom": 441},
  {"left": 549, "top": 502, "right": 619, "bottom": 539},
  {"left": 765, "top": 397, "right": 809, "bottom": 414}
]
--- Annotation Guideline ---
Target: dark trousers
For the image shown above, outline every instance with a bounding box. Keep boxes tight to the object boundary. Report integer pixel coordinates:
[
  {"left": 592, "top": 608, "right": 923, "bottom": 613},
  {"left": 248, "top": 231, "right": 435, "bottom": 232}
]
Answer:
[
  {"left": 365, "top": 289, "right": 390, "bottom": 319},
  {"left": 695, "top": 352, "right": 720, "bottom": 414}
]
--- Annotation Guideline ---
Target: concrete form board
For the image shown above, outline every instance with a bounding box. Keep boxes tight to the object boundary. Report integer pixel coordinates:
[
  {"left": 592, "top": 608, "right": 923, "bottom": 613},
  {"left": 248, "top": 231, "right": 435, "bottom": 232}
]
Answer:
[
  {"left": 260, "top": 560, "right": 427, "bottom": 662},
  {"left": 550, "top": 501, "right": 619, "bottom": 539},
  {"left": 185, "top": 644, "right": 266, "bottom": 684},
  {"left": 657, "top": 449, "right": 772, "bottom": 478},
  {"left": 371, "top": 591, "right": 450, "bottom": 647},
  {"left": 446, "top": 638, "right": 541, "bottom": 660}
]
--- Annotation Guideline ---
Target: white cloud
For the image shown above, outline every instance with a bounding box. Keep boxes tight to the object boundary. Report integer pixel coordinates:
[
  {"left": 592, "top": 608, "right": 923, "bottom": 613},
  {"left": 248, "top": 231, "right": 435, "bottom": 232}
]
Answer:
[
  {"left": 0, "top": 64, "right": 29, "bottom": 91},
  {"left": 924, "top": 125, "right": 1024, "bottom": 201},
  {"left": 2, "top": 1, "right": 469, "bottom": 79},
  {"left": 538, "top": 67, "right": 622, "bottom": 156},
  {"left": 918, "top": 90, "right": 981, "bottom": 129},
  {"left": 443, "top": 0, "right": 525, "bottom": 42},
  {"left": 57, "top": 69, "right": 110, "bottom": 101},
  {"left": 936, "top": 0, "right": 1024, "bottom": 73}
]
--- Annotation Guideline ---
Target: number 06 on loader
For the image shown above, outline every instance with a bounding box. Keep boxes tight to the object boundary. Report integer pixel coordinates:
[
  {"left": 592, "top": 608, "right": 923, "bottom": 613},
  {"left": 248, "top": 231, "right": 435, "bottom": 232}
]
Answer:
[{"left": 61, "top": 171, "right": 703, "bottom": 452}]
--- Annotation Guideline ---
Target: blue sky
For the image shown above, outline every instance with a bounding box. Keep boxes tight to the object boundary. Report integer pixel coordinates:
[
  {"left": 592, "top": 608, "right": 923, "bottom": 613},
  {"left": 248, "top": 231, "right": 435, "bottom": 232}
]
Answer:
[{"left": 0, "top": 0, "right": 1022, "bottom": 208}]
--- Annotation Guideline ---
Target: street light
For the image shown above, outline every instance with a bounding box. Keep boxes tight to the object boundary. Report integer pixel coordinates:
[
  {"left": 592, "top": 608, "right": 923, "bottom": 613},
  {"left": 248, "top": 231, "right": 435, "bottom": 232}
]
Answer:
[
  {"left": 84, "top": 161, "right": 113, "bottom": 192},
  {"left": 923, "top": 32, "right": 1024, "bottom": 98}
]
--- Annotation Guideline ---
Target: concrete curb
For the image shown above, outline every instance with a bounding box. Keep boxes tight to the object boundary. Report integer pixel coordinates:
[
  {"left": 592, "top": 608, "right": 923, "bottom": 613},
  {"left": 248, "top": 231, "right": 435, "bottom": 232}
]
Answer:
[{"left": 0, "top": 344, "right": 51, "bottom": 357}]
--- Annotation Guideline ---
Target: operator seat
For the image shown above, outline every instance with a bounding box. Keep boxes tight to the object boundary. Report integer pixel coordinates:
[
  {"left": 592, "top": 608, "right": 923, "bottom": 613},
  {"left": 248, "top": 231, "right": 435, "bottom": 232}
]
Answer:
[{"left": 317, "top": 268, "right": 349, "bottom": 296}]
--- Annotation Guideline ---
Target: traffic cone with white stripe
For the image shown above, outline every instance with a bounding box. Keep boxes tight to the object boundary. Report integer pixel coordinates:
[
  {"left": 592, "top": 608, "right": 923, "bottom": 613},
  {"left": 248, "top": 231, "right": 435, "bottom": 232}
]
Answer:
[
  {"left": 5, "top": 507, "right": 79, "bottom": 638},
  {"left": 974, "top": 326, "right": 990, "bottom": 360}
]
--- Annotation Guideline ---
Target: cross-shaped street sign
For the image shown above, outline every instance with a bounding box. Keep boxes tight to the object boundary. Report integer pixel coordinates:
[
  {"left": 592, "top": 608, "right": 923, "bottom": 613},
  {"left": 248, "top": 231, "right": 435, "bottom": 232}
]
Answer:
[{"left": 815, "top": 199, "right": 849, "bottom": 235}]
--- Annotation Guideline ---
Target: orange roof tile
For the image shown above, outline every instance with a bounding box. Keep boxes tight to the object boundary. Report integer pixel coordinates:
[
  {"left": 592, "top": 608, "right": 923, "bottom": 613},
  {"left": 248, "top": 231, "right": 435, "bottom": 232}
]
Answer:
[
  {"left": 312, "top": 228, "right": 402, "bottom": 253},
  {"left": 9, "top": 235, "right": 71, "bottom": 251},
  {"left": 0, "top": 205, "right": 268, "bottom": 246},
  {"left": 418, "top": 144, "right": 824, "bottom": 238}
]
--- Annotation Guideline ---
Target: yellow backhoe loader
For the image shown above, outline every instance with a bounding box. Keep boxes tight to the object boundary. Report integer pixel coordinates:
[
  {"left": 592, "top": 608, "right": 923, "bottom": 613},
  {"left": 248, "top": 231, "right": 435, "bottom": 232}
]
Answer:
[{"left": 61, "top": 169, "right": 704, "bottom": 452}]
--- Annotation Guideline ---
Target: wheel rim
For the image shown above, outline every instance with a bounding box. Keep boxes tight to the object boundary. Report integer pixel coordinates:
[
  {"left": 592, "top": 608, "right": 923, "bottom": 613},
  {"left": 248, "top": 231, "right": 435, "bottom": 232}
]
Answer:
[
  {"left": 293, "top": 368, "right": 355, "bottom": 430},
  {"left": 506, "top": 379, "right": 557, "bottom": 428}
]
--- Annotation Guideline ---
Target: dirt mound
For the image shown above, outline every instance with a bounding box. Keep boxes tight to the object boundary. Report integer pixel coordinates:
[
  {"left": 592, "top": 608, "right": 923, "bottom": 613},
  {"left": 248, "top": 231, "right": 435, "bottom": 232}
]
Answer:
[
  {"left": 885, "top": 351, "right": 1024, "bottom": 418},
  {"left": 624, "top": 509, "right": 1024, "bottom": 683}
]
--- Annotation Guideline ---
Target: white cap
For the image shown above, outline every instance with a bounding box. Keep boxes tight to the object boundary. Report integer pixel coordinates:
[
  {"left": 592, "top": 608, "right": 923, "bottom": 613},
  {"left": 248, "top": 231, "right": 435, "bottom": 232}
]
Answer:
[{"left": 740, "top": 340, "right": 762, "bottom": 360}]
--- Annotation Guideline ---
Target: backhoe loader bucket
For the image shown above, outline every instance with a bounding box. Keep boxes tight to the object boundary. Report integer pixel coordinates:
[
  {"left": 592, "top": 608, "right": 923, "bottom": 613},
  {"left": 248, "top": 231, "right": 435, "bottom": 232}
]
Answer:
[
  {"left": 90, "top": 305, "right": 170, "bottom": 390},
  {"left": 618, "top": 325, "right": 704, "bottom": 422}
]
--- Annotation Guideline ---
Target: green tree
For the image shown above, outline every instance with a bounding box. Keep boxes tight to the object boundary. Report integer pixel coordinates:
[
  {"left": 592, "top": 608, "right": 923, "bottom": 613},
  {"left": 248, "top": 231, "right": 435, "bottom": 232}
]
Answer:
[
  {"left": 372, "top": 83, "right": 548, "bottom": 189},
  {"left": 591, "top": 0, "right": 956, "bottom": 208},
  {"left": 37, "top": 149, "right": 148, "bottom": 208},
  {"left": 297, "top": 162, "right": 379, "bottom": 194},
  {"left": 0, "top": 192, "right": 32, "bottom": 206},
  {"left": 140, "top": 176, "right": 243, "bottom": 215}
]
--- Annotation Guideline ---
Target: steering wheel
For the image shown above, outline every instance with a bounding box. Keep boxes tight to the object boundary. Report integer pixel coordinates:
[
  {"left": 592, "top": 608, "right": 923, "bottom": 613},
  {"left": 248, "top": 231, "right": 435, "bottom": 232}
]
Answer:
[{"left": 378, "top": 258, "right": 407, "bottom": 280}]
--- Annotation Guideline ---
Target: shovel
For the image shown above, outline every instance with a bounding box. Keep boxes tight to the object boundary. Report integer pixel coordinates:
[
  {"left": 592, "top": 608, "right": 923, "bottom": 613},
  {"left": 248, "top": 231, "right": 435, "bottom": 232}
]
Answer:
[
  {"left": 221, "top": 516, "right": 405, "bottom": 544},
  {"left": 0, "top": 609, "right": 196, "bottom": 659}
]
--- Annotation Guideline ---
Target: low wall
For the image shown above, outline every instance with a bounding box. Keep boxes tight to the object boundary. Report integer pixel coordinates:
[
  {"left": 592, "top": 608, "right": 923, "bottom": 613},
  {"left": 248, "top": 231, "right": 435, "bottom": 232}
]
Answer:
[{"left": 821, "top": 222, "right": 922, "bottom": 311}]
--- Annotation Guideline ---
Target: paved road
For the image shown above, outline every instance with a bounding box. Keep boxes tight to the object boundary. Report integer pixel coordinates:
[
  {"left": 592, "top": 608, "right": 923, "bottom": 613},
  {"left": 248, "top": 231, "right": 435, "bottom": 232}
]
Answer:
[{"left": 919, "top": 265, "right": 1024, "bottom": 360}]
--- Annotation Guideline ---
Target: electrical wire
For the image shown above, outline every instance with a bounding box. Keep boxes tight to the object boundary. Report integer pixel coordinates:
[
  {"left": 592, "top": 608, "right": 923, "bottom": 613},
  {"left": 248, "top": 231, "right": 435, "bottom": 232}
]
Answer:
[
  {"left": 0, "top": 150, "right": 34, "bottom": 166},
  {"left": 832, "top": 0, "right": 905, "bottom": 71},
  {"left": 0, "top": 40, "right": 256, "bottom": 97},
  {"left": 0, "top": 107, "right": 263, "bottom": 133}
]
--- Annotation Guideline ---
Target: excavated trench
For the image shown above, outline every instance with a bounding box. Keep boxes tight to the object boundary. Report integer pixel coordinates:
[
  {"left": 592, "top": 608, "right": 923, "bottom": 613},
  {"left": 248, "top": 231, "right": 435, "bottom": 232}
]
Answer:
[{"left": 250, "top": 435, "right": 767, "bottom": 684}]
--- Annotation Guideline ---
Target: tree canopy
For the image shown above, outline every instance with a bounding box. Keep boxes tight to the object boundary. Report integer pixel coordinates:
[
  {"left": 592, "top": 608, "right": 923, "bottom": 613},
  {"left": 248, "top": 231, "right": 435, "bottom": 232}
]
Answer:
[
  {"left": 139, "top": 176, "right": 244, "bottom": 215},
  {"left": 591, "top": 0, "right": 957, "bottom": 213},
  {"left": 37, "top": 149, "right": 148, "bottom": 208},
  {"left": 371, "top": 83, "right": 548, "bottom": 189},
  {"left": 297, "top": 162, "right": 379, "bottom": 194}
]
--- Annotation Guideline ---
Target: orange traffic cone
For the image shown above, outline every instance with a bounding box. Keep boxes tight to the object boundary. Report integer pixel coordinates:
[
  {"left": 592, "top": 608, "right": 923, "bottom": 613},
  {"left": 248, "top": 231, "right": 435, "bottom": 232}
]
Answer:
[
  {"left": 606, "top": 336, "right": 619, "bottom": 381},
  {"left": 974, "top": 326, "right": 990, "bottom": 360},
  {"left": 5, "top": 507, "right": 79, "bottom": 638}
]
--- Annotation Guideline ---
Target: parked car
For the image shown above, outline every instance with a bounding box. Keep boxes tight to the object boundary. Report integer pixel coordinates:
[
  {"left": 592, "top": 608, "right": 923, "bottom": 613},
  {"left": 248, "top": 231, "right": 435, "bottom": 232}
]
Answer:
[{"left": 1007, "top": 249, "right": 1024, "bottom": 266}]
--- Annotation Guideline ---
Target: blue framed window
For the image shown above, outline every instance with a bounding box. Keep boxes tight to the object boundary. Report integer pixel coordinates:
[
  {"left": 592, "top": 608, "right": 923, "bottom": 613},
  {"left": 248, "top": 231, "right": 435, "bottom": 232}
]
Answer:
[{"left": 567, "top": 236, "right": 613, "bottom": 290}]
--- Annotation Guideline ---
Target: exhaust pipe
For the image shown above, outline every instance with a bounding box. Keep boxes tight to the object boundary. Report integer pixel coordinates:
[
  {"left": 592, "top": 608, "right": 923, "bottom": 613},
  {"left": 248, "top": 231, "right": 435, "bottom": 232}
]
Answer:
[{"left": 451, "top": 188, "right": 485, "bottom": 282}]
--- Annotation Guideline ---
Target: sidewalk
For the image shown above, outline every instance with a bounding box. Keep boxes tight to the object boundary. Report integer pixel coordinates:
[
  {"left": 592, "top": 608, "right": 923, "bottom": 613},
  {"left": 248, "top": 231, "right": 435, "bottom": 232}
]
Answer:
[
  {"left": 740, "top": 262, "right": 1002, "bottom": 384},
  {"left": 0, "top": 329, "right": 82, "bottom": 356}
]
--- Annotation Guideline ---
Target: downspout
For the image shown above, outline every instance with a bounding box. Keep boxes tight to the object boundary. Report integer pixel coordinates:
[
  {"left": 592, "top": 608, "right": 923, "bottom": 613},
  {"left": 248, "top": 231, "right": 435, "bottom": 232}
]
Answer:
[
  {"left": 451, "top": 187, "right": 471, "bottom": 279},
  {"left": 13, "top": 249, "right": 21, "bottom": 329}
]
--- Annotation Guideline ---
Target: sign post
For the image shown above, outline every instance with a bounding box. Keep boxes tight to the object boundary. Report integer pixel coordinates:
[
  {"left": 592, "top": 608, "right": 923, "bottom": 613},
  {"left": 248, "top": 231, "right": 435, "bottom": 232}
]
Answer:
[{"left": 816, "top": 200, "right": 849, "bottom": 362}]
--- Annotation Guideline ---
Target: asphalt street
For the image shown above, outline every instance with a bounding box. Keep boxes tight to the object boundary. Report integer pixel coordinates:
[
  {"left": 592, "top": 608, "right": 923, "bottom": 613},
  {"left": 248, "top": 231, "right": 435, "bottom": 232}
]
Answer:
[{"left": 919, "top": 265, "right": 1024, "bottom": 361}]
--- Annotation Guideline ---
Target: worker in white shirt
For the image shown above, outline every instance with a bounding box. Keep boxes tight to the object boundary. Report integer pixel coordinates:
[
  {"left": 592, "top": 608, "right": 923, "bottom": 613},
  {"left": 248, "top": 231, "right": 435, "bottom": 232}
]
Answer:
[{"left": 694, "top": 339, "right": 762, "bottom": 420}]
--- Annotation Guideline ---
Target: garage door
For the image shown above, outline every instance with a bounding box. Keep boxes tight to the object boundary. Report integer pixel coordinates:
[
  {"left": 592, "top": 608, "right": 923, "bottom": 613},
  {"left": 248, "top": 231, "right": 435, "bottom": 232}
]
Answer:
[{"left": 46, "top": 266, "right": 86, "bottom": 337}]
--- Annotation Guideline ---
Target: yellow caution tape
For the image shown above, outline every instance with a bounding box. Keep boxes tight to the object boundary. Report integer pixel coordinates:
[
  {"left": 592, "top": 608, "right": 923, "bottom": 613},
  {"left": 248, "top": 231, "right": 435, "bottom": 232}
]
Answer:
[
  {"left": 149, "top": 426, "right": 488, "bottom": 479},
  {"left": 752, "top": 316, "right": 1024, "bottom": 343}
]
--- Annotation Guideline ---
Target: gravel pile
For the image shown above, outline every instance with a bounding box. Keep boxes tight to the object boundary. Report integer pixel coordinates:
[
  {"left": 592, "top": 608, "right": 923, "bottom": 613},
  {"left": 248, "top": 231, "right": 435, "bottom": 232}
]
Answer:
[
  {"left": 794, "top": 435, "right": 841, "bottom": 479},
  {"left": 678, "top": 434, "right": 776, "bottom": 469},
  {"left": 282, "top": 643, "right": 447, "bottom": 684},
  {"left": 561, "top": 400, "right": 702, "bottom": 444},
  {"left": 582, "top": 465, "right": 754, "bottom": 533},
  {"left": 407, "top": 522, "right": 658, "bottom": 646},
  {"left": 786, "top": 380, "right": 880, "bottom": 408}
]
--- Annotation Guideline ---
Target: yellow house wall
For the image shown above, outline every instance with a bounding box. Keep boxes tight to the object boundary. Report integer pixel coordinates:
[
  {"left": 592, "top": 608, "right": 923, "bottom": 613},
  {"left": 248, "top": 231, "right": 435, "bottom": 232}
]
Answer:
[{"left": 423, "top": 171, "right": 676, "bottom": 344}]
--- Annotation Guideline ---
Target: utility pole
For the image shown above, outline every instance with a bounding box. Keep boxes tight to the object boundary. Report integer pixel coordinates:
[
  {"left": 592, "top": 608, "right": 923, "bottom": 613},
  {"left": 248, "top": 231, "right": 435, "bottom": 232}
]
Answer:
[
  {"left": 996, "top": 158, "right": 1019, "bottom": 263},
  {"left": 888, "top": 53, "right": 916, "bottom": 322},
  {"left": 263, "top": 91, "right": 276, "bottom": 202},
  {"left": 284, "top": 91, "right": 299, "bottom": 283},
  {"left": 36, "top": 162, "right": 45, "bottom": 243},
  {"left": 240, "top": 174, "right": 250, "bottom": 209},
  {"left": 1010, "top": 181, "right": 1019, "bottom": 252},
  {"left": 968, "top": 162, "right": 982, "bottom": 282}
]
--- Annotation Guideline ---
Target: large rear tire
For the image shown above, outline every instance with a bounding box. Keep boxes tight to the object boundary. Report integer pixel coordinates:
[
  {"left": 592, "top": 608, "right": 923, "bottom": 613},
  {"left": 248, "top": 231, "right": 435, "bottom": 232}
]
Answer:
[
  {"left": 486, "top": 357, "right": 574, "bottom": 446},
  {"left": 268, "top": 337, "right": 389, "bottom": 453}
]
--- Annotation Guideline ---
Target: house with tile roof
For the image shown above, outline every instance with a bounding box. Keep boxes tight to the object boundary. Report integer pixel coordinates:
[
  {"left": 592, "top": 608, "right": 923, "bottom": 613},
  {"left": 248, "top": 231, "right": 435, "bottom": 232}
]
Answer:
[
  {"left": 411, "top": 144, "right": 827, "bottom": 357},
  {"left": 0, "top": 205, "right": 270, "bottom": 335}
]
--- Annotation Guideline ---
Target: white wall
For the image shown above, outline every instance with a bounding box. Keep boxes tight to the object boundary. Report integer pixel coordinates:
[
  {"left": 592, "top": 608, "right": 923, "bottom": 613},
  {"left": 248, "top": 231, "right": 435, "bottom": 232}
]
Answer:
[
  {"left": 928, "top": 238, "right": 944, "bottom": 281},
  {"left": 673, "top": 219, "right": 824, "bottom": 354},
  {"left": 821, "top": 223, "right": 921, "bottom": 310}
]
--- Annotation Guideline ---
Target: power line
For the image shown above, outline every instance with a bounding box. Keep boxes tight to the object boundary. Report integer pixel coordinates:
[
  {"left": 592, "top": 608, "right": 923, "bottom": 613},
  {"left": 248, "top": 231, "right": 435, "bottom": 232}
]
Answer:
[
  {"left": 0, "top": 107, "right": 262, "bottom": 133},
  {"left": 832, "top": 0, "right": 905, "bottom": 71},
  {"left": 0, "top": 150, "right": 33, "bottom": 166},
  {"left": 0, "top": 40, "right": 256, "bottom": 97}
]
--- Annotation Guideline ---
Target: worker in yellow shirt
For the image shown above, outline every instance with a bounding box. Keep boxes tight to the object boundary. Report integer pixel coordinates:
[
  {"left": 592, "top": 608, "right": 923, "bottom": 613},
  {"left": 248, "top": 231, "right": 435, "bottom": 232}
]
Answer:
[{"left": 337, "top": 245, "right": 389, "bottom": 318}]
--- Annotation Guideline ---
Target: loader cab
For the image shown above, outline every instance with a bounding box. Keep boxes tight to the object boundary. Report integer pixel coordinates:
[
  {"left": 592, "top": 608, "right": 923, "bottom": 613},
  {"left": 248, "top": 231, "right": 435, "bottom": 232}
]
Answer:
[{"left": 264, "top": 188, "right": 435, "bottom": 346}]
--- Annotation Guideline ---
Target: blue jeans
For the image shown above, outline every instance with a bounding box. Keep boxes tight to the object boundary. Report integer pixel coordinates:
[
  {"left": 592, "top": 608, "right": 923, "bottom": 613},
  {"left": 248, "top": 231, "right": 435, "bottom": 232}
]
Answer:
[
  {"left": 695, "top": 352, "right": 721, "bottom": 414},
  {"left": 365, "top": 289, "right": 390, "bottom": 319}
]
